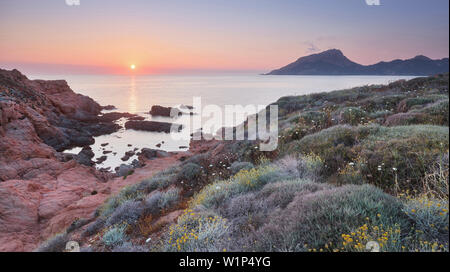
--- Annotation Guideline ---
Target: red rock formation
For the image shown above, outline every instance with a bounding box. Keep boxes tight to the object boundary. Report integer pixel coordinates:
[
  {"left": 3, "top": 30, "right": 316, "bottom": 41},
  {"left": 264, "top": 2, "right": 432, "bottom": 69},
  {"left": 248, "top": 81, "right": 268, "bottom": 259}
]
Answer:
[
  {"left": 0, "top": 156, "right": 179, "bottom": 251},
  {"left": 0, "top": 69, "right": 183, "bottom": 251}
]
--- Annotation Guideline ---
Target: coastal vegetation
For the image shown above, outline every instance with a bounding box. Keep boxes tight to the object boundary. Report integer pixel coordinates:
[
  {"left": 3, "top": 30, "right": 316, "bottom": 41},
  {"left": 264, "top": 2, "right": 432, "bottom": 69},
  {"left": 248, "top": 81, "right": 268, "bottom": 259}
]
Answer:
[{"left": 38, "top": 74, "right": 449, "bottom": 252}]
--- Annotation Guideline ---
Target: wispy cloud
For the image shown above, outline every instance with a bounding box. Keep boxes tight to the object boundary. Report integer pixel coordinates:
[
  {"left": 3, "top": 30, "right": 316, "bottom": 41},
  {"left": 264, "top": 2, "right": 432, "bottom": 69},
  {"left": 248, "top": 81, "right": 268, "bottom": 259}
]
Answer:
[{"left": 304, "top": 42, "right": 321, "bottom": 54}]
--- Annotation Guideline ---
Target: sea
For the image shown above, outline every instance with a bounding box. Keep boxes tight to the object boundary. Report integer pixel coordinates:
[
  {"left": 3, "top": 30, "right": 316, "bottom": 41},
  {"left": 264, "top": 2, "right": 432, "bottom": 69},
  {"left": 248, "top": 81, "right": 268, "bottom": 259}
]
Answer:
[{"left": 29, "top": 73, "right": 416, "bottom": 170}]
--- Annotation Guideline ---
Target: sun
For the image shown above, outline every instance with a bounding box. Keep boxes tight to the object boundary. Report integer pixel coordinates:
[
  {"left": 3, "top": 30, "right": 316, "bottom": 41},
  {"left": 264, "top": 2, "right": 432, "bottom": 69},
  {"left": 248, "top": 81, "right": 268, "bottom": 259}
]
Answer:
[{"left": 130, "top": 64, "right": 136, "bottom": 70}]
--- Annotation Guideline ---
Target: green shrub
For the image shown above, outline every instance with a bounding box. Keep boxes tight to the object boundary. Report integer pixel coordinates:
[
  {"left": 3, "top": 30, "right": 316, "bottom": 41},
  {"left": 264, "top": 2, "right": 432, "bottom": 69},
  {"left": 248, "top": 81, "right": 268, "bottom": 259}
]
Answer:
[
  {"left": 102, "top": 225, "right": 127, "bottom": 247},
  {"left": 83, "top": 218, "right": 106, "bottom": 237},
  {"left": 189, "top": 165, "right": 287, "bottom": 209},
  {"left": 158, "top": 188, "right": 181, "bottom": 210},
  {"left": 299, "top": 111, "right": 328, "bottom": 126},
  {"left": 361, "top": 94, "right": 406, "bottom": 112},
  {"left": 419, "top": 99, "right": 449, "bottom": 126},
  {"left": 384, "top": 112, "right": 430, "bottom": 126},
  {"left": 230, "top": 161, "right": 254, "bottom": 175},
  {"left": 295, "top": 125, "right": 357, "bottom": 176},
  {"left": 136, "top": 167, "right": 178, "bottom": 193},
  {"left": 369, "top": 110, "right": 393, "bottom": 120},
  {"left": 398, "top": 96, "right": 447, "bottom": 112},
  {"left": 179, "top": 163, "right": 203, "bottom": 181},
  {"left": 105, "top": 200, "right": 143, "bottom": 227},
  {"left": 162, "top": 210, "right": 229, "bottom": 252},
  {"left": 98, "top": 184, "right": 144, "bottom": 218},
  {"left": 247, "top": 184, "right": 409, "bottom": 251},
  {"left": 337, "top": 107, "right": 368, "bottom": 125},
  {"left": 358, "top": 125, "right": 449, "bottom": 192},
  {"left": 403, "top": 196, "right": 449, "bottom": 244}
]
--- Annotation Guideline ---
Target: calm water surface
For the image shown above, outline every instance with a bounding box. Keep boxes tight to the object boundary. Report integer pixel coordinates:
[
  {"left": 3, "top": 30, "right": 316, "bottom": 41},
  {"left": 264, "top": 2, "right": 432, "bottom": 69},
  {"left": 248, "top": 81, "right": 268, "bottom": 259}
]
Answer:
[{"left": 30, "top": 74, "right": 416, "bottom": 170}]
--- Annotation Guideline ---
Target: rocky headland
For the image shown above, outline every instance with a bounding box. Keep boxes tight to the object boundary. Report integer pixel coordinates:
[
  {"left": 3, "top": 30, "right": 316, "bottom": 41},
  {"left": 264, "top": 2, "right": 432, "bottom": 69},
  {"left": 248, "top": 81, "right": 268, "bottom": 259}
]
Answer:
[{"left": 0, "top": 69, "right": 188, "bottom": 251}]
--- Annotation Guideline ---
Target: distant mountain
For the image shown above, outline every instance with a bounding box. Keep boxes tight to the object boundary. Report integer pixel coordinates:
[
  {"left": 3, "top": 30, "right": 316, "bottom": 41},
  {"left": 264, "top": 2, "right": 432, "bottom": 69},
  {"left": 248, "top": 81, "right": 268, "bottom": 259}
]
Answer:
[{"left": 266, "top": 49, "right": 449, "bottom": 76}]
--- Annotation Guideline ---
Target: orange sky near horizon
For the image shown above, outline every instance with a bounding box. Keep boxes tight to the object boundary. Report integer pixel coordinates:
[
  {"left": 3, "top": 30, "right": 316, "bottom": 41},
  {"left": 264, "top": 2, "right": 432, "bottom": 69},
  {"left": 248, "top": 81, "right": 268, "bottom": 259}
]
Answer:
[{"left": 0, "top": 0, "right": 448, "bottom": 75}]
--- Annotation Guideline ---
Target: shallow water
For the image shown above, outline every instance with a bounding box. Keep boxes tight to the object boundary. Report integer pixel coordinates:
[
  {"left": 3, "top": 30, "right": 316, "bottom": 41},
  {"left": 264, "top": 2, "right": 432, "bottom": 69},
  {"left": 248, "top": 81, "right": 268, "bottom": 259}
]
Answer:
[{"left": 30, "top": 73, "right": 416, "bottom": 170}]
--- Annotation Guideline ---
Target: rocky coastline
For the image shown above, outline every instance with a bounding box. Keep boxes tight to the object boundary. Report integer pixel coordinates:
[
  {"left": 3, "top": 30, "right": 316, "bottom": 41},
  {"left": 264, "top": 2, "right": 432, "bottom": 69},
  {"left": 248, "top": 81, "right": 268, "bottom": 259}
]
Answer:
[{"left": 0, "top": 69, "right": 192, "bottom": 251}]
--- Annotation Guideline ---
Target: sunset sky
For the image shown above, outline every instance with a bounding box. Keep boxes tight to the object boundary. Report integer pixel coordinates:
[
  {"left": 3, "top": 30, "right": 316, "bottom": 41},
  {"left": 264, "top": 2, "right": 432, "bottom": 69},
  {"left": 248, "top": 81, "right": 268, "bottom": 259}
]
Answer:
[{"left": 0, "top": 0, "right": 448, "bottom": 74}]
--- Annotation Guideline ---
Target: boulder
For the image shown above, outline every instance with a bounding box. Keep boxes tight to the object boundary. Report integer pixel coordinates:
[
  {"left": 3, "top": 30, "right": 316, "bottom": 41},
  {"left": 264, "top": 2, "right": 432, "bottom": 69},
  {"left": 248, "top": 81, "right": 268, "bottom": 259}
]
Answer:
[
  {"left": 149, "top": 105, "right": 181, "bottom": 117},
  {"left": 116, "top": 164, "right": 134, "bottom": 177}
]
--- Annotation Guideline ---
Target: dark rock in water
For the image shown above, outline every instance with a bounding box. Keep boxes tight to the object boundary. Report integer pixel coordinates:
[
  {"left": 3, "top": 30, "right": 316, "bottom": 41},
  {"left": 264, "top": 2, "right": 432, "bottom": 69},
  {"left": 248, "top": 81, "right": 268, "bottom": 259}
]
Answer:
[
  {"left": 125, "top": 120, "right": 183, "bottom": 133},
  {"left": 99, "top": 112, "right": 139, "bottom": 123},
  {"left": 113, "top": 152, "right": 117, "bottom": 156},
  {"left": 87, "top": 122, "right": 121, "bottom": 137},
  {"left": 99, "top": 167, "right": 111, "bottom": 172},
  {"left": 102, "top": 105, "right": 117, "bottom": 110},
  {"left": 100, "top": 143, "right": 109, "bottom": 147},
  {"left": 76, "top": 147, "right": 95, "bottom": 166},
  {"left": 138, "top": 148, "right": 169, "bottom": 160},
  {"left": 103, "top": 150, "right": 112, "bottom": 154},
  {"left": 155, "top": 143, "right": 161, "bottom": 148},
  {"left": 149, "top": 105, "right": 181, "bottom": 117},
  {"left": 127, "top": 144, "right": 132, "bottom": 147},
  {"left": 121, "top": 150, "right": 136, "bottom": 161},
  {"left": 79, "top": 146, "right": 94, "bottom": 158},
  {"left": 179, "top": 146, "right": 188, "bottom": 149},
  {"left": 95, "top": 156, "right": 107, "bottom": 164},
  {"left": 116, "top": 164, "right": 133, "bottom": 177}
]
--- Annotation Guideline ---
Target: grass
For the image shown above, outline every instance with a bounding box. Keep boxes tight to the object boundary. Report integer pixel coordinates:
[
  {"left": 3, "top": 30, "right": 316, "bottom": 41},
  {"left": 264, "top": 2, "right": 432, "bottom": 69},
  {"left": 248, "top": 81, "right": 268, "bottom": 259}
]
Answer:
[{"left": 74, "top": 74, "right": 449, "bottom": 252}]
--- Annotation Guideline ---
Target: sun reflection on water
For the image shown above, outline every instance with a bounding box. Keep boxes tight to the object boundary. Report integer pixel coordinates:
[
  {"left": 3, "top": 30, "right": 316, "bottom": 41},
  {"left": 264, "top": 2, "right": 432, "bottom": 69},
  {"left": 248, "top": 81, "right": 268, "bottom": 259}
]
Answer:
[{"left": 128, "top": 76, "right": 138, "bottom": 113}]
